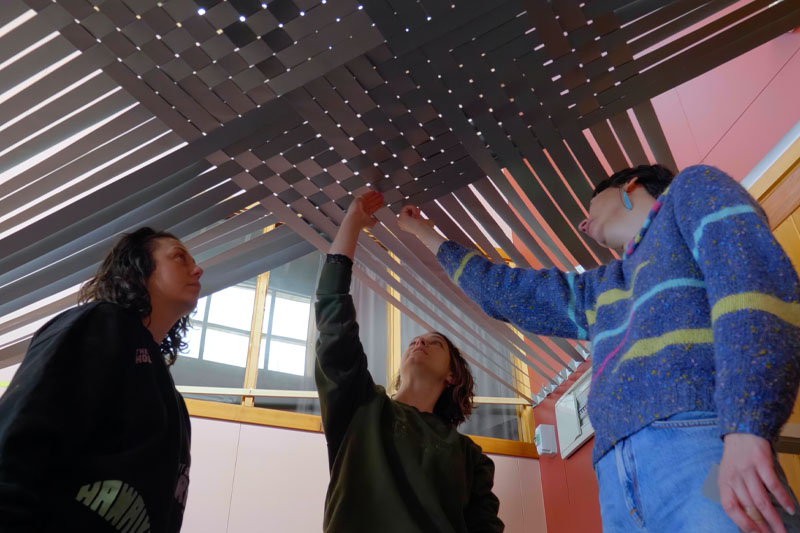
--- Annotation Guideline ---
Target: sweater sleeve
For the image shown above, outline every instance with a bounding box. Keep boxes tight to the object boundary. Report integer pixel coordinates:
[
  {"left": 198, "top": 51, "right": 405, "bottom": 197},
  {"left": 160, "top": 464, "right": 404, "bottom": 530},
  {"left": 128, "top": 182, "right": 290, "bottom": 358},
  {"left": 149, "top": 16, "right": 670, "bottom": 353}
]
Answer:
[
  {"left": 464, "top": 451, "right": 504, "bottom": 532},
  {"left": 437, "top": 240, "right": 590, "bottom": 340},
  {"left": 0, "top": 303, "right": 124, "bottom": 531},
  {"left": 671, "top": 165, "right": 800, "bottom": 440},
  {"left": 314, "top": 256, "right": 377, "bottom": 467}
]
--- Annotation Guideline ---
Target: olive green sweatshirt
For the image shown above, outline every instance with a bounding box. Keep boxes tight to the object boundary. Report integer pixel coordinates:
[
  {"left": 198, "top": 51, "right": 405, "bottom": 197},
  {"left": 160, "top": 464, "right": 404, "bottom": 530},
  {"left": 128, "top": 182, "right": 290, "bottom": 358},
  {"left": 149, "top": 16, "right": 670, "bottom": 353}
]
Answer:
[{"left": 314, "top": 256, "right": 504, "bottom": 533}]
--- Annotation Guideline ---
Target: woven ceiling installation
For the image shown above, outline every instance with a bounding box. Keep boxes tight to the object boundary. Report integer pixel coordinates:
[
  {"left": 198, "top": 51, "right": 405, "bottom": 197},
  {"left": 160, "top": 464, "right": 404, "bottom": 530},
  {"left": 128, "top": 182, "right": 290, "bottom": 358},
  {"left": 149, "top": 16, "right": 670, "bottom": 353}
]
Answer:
[{"left": 1, "top": 0, "right": 798, "bottom": 403}]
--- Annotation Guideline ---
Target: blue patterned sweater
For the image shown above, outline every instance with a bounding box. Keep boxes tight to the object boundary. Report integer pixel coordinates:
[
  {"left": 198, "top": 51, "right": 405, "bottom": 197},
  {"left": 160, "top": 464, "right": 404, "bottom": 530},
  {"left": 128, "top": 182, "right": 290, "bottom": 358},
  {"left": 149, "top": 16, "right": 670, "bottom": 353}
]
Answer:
[{"left": 437, "top": 165, "right": 800, "bottom": 463}]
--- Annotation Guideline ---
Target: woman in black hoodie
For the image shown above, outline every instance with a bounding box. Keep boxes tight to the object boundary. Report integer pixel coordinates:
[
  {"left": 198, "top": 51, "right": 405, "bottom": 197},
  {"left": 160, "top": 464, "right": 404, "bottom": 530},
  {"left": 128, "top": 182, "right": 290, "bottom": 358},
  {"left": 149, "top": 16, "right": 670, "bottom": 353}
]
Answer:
[{"left": 0, "top": 227, "right": 202, "bottom": 532}]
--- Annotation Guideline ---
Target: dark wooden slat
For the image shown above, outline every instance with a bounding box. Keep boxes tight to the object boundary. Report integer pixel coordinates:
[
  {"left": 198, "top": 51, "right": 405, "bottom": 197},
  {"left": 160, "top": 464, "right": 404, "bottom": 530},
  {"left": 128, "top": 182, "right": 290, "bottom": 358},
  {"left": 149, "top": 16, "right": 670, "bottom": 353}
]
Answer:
[{"left": 610, "top": 111, "right": 649, "bottom": 167}]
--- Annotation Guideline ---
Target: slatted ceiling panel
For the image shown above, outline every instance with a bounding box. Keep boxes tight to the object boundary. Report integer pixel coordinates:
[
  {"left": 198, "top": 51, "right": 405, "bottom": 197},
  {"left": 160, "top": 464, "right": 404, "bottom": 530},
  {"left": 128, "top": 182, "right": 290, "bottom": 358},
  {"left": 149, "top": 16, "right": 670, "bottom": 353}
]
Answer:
[
  {"left": 185, "top": 208, "right": 276, "bottom": 255},
  {"left": 576, "top": 1, "right": 800, "bottom": 128},
  {"left": 609, "top": 112, "right": 650, "bottom": 167},
  {"left": 0, "top": 162, "right": 214, "bottom": 302},
  {"left": 453, "top": 187, "right": 531, "bottom": 268},
  {"left": 351, "top": 247, "right": 531, "bottom": 387},
  {"left": 0, "top": 107, "right": 154, "bottom": 206},
  {"left": 295, "top": 192, "right": 558, "bottom": 382},
  {"left": 0, "top": 1, "right": 794, "bottom": 401},
  {"left": 364, "top": 215, "right": 569, "bottom": 376},
  {"left": 436, "top": 196, "right": 505, "bottom": 264},
  {"left": 389, "top": 40, "right": 614, "bottom": 267},
  {"left": 0, "top": 127, "right": 183, "bottom": 239},
  {"left": 315, "top": 216, "right": 555, "bottom": 391},
  {"left": 632, "top": 101, "right": 678, "bottom": 172},
  {"left": 429, "top": 193, "right": 583, "bottom": 366}
]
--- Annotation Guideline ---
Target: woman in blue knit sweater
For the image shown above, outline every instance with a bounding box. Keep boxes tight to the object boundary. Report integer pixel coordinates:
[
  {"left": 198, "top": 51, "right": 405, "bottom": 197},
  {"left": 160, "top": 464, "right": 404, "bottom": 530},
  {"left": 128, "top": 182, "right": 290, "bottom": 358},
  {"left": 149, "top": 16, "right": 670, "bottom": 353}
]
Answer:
[{"left": 399, "top": 164, "right": 800, "bottom": 533}]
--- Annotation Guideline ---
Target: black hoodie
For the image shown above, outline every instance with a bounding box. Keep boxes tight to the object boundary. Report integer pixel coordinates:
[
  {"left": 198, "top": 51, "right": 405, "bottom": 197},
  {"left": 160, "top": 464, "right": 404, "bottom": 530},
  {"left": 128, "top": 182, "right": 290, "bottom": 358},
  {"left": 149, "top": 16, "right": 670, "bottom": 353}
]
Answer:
[{"left": 0, "top": 302, "right": 191, "bottom": 532}]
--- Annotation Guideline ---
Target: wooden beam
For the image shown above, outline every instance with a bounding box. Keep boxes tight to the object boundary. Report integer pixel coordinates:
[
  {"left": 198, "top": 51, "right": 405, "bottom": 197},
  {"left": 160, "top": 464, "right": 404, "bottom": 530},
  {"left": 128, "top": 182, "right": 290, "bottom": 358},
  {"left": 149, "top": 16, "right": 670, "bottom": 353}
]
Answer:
[
  {"left": 242, "top": 269, "right": 270, "bottom": 407},
  {"left": 761, "top": 165, "right": 800, "bottom": 230}
]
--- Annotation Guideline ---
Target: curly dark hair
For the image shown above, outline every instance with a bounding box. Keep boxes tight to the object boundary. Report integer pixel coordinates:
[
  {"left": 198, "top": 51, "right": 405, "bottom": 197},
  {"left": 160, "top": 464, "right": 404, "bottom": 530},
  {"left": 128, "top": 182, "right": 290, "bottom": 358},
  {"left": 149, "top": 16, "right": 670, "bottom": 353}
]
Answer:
[
  {"left": 593, "top": 164, "right": 675, "bottom": 199},
  {"left": 395, "top": 332, "right": 475, "bottom": 427},
  {"left": 79, "top": 227, "right": 189, "bottom": 365}
]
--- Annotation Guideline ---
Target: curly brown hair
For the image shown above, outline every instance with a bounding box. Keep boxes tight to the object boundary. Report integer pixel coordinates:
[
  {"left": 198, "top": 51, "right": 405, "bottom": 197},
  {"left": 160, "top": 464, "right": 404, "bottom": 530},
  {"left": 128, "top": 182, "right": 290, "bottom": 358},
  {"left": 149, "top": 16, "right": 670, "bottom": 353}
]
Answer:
[
  {"left": 79, "top": 227, "right": 189, "bottom": 365},
  {"left": 394, "top": 332, "right": 475, "bottom": 427}
]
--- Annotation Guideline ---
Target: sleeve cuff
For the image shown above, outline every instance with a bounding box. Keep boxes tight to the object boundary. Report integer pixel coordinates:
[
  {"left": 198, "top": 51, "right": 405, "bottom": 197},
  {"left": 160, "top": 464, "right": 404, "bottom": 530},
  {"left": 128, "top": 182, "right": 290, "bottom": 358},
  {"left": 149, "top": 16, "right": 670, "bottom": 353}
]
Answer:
[{"left": 436, "top": 240, "right": 473, "bottom": 278}]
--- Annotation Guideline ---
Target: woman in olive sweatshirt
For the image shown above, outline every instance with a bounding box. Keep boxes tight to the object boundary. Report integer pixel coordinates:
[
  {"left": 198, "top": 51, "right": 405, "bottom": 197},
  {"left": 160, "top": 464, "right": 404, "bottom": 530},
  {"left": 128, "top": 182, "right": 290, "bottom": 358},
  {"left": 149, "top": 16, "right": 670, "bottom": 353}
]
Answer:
[
  {"left": 0, "top": 228, "right": 202, "bottom": 532},
  {"left": 315, "top": 191, "right": 504, "bottom": 533}
]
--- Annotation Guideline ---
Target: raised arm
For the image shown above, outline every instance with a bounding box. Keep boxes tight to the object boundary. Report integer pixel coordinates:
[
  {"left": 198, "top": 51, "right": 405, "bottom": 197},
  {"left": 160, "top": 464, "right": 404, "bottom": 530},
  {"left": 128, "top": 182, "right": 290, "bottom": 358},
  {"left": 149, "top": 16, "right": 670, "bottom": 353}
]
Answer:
[
  {"left": 398, "top": 206, "right": 591, "bottom": 340},
  {"left": 315, "top": 191, "right": 383, "bottom": 466}
]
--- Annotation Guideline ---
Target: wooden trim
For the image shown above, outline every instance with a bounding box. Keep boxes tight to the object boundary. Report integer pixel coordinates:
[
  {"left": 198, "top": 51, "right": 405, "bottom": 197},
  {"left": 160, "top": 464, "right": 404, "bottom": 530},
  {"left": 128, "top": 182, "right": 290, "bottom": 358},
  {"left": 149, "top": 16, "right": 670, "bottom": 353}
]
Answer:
[
  {"left": 467, "top": 435, "right": 539, "bottom": 459},
  {"left": 511, "top": 342, "right": 535, "bottom": 444},
  {"left": 761, "top": 165, "right": 800, "bottom": 230},
  {"left": 178, "top": 386, "right": 318, "bottom": 398},
  {"left": 184, "top": 398, "right": 539, "bottom": 458},
  {"left": 185, "top": 398, "right": 324, "bottom": 432},
  {"left": 750, "top": 134, "right": 800, "bottom": 201},
  {"left": 178, "top": 385, "right": 531, "bottom": 405},
  {"left": 386, "top": 253, "right": 402, "bottom": 394},
  {"left": 474, "top": 396, "right": 530, "bottom": 406}
]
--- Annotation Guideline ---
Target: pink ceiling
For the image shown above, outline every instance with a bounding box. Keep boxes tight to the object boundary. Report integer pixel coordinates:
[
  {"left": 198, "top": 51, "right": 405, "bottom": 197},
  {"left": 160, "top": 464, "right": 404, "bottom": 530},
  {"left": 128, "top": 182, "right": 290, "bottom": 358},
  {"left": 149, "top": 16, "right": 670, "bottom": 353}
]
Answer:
[{"left": 653, "top": 29, "right": 800, "bottom": 181}]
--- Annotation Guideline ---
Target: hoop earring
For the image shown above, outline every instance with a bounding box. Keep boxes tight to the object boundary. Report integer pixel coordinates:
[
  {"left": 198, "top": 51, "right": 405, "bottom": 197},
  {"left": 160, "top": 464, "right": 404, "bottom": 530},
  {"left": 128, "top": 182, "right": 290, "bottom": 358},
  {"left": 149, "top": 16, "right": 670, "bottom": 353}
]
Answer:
[{"left": 622, "top": 190, "right": 633, "bottom": 211}]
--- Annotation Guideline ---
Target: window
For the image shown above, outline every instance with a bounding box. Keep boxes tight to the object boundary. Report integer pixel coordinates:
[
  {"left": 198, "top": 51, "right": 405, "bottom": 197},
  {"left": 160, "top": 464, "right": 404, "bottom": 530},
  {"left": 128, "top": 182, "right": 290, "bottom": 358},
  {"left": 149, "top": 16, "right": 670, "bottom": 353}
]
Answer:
[
  {"left": 258, "top": 290, "right": 311, "bottom": 376},
  {"left": 184, "top": 282, "right": 256, "bottom": 367}
]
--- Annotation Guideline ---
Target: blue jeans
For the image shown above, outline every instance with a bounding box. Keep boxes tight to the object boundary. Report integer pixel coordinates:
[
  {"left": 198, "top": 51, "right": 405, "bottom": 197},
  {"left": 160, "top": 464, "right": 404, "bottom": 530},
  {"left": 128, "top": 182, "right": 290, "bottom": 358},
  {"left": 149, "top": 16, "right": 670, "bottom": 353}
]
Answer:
[{"left": 595, "top": 411, "right": 800, "bottom": 532}]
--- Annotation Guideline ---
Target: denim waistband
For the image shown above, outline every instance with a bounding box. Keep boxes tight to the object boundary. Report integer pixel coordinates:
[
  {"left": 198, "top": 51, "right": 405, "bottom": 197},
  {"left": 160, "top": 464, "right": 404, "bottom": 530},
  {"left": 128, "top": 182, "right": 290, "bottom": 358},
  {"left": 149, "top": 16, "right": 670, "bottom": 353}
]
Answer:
[{"left": 665, "top": 410, "right": 717, "bottom": 421}]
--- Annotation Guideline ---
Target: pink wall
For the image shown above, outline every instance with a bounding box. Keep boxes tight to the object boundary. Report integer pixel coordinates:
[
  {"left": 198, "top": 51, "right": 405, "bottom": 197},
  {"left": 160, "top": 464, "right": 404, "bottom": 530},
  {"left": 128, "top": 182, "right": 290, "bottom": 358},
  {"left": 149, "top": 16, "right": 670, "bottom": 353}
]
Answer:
[
  {"left": 653, "top": 30, "right": 800, "bottom": 180},
  {"left": 533, "top": 363, "right": 602, "bottom": 533},
  {"left": 184, "top": 416, "right": 547, "bottom": 532}
]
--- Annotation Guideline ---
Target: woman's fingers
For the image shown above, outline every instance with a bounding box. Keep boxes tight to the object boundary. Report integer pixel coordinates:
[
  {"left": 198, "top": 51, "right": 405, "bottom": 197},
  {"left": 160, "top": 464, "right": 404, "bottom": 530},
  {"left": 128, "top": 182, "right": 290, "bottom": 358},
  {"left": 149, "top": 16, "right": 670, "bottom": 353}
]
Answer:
[
  {"left": 757, "top": 459, "right": 796, "bottom": 516},
  {"left": 743, "top": 468, "right": 785, "bottom": 533},
  {"left": 401, "top": 205, "right": 421, "bottom": 218},
  {"left": 721, "top": 478, "right": 764, "bottom": 533},
  {"left": 356, "top": 191, "right": 384, "bottom": 217}
]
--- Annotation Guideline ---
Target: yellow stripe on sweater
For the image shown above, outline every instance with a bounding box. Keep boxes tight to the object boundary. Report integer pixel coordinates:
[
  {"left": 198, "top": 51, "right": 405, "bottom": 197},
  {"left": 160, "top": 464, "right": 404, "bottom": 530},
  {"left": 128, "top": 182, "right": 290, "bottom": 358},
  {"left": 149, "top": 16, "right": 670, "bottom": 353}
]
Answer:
[
  {"left": 711, "top": 292, "right": 800, "bottom": 328},
  {"left": 585, "top": 260, "right": 651, "bottom": 326},
  {"left": 453, "top": 251, "right": 479, "bottom": 285},
  {"left": 614, "top": 328, "right": 713, "bottom": 370}
]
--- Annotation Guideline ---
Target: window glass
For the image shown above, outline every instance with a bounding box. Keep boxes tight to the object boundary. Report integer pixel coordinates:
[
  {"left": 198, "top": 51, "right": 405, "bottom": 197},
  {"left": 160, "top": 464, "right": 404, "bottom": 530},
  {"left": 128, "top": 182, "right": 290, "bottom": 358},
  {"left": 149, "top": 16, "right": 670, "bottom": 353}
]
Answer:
[
  {"left": 207, "top": 286, "right": 255, "bottom": 330},
  {"left": 202, "top": 329, "right": 249, "bottom": 367},
  {"left": 266, "top": 339, "right": 306, "bottom": 376}
]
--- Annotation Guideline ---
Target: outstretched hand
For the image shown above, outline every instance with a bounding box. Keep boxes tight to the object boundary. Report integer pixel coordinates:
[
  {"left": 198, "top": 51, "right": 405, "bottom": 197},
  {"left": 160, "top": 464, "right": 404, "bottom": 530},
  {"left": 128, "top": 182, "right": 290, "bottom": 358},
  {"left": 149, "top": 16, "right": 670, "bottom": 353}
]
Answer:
[
  {"left": 343, "top": 190, "right": 384, "bottom": 230},
  {"left": 397, "top": 205, "right": 445, "bottom": 254},
  {"left": 719, "top": 432, "right": 795, "bottom": 533},
  {"left": 329, "top": 191, "right": 384, "bottom": 261},
  {"left": 398, "top": 205, "right": 435, "bottom": 235}
]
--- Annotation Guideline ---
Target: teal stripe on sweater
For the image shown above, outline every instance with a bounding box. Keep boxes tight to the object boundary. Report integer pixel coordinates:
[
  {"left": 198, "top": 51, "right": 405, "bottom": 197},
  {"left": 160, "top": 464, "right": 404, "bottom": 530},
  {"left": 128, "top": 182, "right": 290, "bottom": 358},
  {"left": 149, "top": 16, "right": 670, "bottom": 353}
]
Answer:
[
  {"left": 691, "top": 205, "right": 757, "bottom": 259},
  {"left": 566, "top": 272, "right": 587, "bottom": 340},
  {"left": 592, "top": 278, "right": 706, "bottom": 346}
]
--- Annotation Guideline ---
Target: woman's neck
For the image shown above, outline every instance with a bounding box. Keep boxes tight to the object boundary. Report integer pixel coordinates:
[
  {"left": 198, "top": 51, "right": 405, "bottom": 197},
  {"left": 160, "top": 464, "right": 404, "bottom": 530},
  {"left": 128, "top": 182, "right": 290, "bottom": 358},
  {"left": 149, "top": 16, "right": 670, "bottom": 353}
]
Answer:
[
  {"left": 394, "top": 375, "right": 445, "bottom": 414},
  {"left": 143, "top": 305, "right": 181, "bottom": 345}
]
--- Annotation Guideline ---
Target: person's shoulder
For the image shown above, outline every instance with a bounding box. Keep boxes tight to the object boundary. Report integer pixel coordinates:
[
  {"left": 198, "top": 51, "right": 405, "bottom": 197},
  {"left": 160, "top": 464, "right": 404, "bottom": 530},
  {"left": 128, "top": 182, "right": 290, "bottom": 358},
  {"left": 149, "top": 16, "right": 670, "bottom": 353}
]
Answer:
[
  {"left": 459, "top": 432, "right": 487, "bottom": 456},
  {"left": 48, "top": 302, "right": 138, "bottom": 337},
  {"left": 669, "top": 165, "right": 740, "bottom": 196}
]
